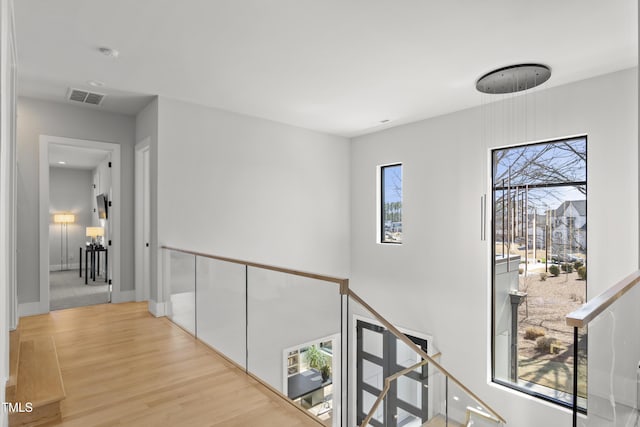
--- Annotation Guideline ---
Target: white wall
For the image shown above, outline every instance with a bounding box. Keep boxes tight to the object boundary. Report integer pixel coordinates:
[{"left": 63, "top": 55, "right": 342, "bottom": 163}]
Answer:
[
  {"left": 156, "top": 97, "right": 351, "bottom": 279},
  {"left": 350, "top": 68, "right": 638, "bottom": 426},
  {"left": 17, "top": 97, "right": 136, "bottom": 304},
  {"left": 48, "top": 167, "right": 92, "bottom": 269},
  {"left": 154, "top": 98, "right": 350, "bottom": 413}
]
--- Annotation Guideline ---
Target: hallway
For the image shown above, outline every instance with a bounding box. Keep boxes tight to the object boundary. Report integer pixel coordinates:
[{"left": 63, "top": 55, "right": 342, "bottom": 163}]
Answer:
[{"left": 15, "top": 302, "right": 320, "bottom": 426}]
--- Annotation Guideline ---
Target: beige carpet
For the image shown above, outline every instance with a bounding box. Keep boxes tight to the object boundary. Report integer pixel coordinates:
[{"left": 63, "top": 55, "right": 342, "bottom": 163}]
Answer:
[{"left": 49, "top": 269, "right": 110, "bottom": 311}]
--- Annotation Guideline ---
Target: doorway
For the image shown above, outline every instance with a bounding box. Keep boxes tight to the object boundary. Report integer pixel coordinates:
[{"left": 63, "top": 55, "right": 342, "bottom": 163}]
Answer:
[
  {"left": 356, "top": 319, "right": 429, "bottom": 427},
  {"left": 283, "top": 334, "right": 340, "bottom": 427},
  {"left": 39, "top": 135, "right": 121, "bottom": 313},
  {"left": 48, "top": 148, "right": 111, "bottom": 310}
]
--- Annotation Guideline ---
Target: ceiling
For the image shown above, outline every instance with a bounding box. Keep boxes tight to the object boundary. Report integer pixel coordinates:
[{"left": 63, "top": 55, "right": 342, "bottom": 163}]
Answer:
[
  {"left": 14, "top": 1, "right": 638, "bottom": 137},
  {"left": 49, "top": 144, "right": 110, "bottom": 170}
]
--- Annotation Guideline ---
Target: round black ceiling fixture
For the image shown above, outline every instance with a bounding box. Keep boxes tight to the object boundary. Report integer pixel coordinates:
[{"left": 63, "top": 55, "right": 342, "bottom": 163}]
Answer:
[{"left": 476, "top": 64, "right": 551, "bottom": 94}]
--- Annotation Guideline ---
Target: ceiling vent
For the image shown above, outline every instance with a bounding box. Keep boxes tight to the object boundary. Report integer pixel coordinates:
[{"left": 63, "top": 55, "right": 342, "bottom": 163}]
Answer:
[{"left": 67, "top": 88, "right": 106, "bottom": 106}]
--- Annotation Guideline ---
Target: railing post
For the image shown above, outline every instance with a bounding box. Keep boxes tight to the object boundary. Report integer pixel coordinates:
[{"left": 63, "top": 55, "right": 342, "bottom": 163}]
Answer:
[
  {"left": 572, "top": 326, "right": 578, "bottom": 427},
  {"left": 509, "top": 291, "right": 527, "bottom": 382}
]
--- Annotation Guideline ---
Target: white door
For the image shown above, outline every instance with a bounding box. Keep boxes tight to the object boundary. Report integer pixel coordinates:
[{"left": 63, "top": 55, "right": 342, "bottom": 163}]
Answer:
[{"left": 135, "top": 140, "right": 151, "bottom": 301}]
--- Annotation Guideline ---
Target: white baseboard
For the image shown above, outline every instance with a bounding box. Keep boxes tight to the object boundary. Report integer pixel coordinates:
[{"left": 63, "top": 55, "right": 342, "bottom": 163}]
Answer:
[
  {"left": 18, "top": 301, "right": 45, "bottom": 317},
  {"left": 112, "top": 290, "right": 135, "bottom": 304},
  {"left": 49, "top": 263, "right": 81, "bottom": 272},
  {"left": 148, "top": 300, "right": 166, "bottom": 317},
  {"left": 135, "top": 290, "right": 151, "bottom": 302}
]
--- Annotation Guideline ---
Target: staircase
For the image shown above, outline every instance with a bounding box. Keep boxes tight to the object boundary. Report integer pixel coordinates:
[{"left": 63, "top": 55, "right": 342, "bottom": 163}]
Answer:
[{"left": 6, "top": 330, "right": 66, "bottom": 427}]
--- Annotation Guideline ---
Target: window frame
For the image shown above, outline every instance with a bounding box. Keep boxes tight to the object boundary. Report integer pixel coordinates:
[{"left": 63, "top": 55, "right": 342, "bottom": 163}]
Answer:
[
  {"left": 489, "top": 135, "right": 588, "bottom": 410},
  {"left": 379, "top": 163, "right": 403, "bottom": 245}
]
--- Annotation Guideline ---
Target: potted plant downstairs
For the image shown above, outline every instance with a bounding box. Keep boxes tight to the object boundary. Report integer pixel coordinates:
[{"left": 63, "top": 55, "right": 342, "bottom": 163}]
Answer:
[
  {"left": 305, "top": 345, "right": 331, "bottom": 381},
  {"left": 305, "top": 345, "right": 327, "bottom": 370},
  {"left": 319, "top": 363, "right": 331, "bottom": 382}
]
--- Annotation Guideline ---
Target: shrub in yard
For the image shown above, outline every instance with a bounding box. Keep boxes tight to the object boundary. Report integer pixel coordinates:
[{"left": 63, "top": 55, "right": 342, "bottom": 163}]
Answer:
[
  {"left": 519, "top": 267, "right": 524, "bottom": 275},
  {"left": 539, "top": 272, "right": 548, "bottom": 281},
  {"left": 577, "top": 266, "right": 587, "bottom": 280},
  {"left": 524, "top": 327, "right": 545, "bottom": 340},
  {"left": 549, "top": 265, "right": 560, "bottom": 277},
  {"left": 573, "top": 261, "right": 584, "bottom": 270},
  {"left": 535, "top": 336, "right": 559, "bottom": 353},
  {"left": 560, "top": 263, "right": 574, "bottom": 273}
]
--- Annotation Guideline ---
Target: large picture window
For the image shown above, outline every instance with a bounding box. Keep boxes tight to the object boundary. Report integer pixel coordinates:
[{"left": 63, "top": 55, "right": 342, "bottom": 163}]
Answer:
[
  {"left": 491, "top": 136, "right": 587, "bottom": 406},
  {"left": 380, "top": 164, "right": 402, "bottom": 244}
]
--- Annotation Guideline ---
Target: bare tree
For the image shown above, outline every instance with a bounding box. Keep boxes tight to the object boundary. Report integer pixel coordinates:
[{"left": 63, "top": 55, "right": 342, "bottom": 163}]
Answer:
[
  {"left": 494, "top": 139, "right": 586, "bottom": 194},
  {"left": 493, "top": 138, "right": 586, "bottom": 256}
]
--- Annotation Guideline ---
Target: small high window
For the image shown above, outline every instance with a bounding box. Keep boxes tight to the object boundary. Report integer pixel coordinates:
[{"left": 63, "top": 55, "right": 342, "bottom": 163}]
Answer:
[{"left": 380, "top": 164, "right": 402, "bottom": 244}]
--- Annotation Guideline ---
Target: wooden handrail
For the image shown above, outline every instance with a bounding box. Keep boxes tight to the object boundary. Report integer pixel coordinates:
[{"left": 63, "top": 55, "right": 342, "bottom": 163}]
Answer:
[
  {"left": 465, "top": 406, "right": 500, "bottom": 425},
  {"left": 162, "top": 246, "right": 349, "bottom": 294},
  {"left": 360, "top": 359, "right": 429, "bottom": 427},
  {"left": 162, "top": 246, "right": 505, "bottom": 424},
  {"left": 360, "top": 353, "right": 441, "bottom": 427},
  {"left": 349, "top": 290, "right": 507, "bottom": 425},
  {"left": 566, "top": 270, "right": 640, "bottom": 328}
]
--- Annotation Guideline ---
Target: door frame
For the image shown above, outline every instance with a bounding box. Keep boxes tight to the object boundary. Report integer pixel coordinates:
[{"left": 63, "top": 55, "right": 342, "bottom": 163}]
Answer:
[
  {"left": 38, "top": 135, "right": 121, "bottom": 314},
  {"left": 1, "top": 0, "right": 18, "bottom": 329},
  {"left": 351, "top": 314, "right": 434, "bottom": 427},
  {"left": 135, "top": 138, "right": 151, "bottom": 301},
  {"left": 282, "top": 333, "right": 341, "bottom": 427}
]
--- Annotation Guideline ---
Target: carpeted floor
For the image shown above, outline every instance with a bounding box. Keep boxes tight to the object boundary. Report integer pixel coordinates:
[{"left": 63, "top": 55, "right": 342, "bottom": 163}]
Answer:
[{"left": 49, "top": 269, "right": 110, "bottom": 311}]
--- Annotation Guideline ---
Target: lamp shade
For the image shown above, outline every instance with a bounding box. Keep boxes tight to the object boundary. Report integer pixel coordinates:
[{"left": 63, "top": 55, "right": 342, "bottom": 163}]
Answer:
[
  {"left": 53, "top": 213, "right": 75, "bottom": 224},
  {"left": 86, "top": 227, "right": 104, "bottom": 238}
]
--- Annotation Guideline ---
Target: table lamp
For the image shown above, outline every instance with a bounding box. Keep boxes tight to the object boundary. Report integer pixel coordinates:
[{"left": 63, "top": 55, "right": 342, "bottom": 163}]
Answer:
[{"left": 86, "top": 226, "right": 104, "bottom": 247}]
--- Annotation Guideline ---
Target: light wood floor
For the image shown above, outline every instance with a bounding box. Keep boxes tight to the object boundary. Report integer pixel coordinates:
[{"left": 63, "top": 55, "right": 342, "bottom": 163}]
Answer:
[{"left": 16, "top": 302, "right": 320, "bottom": 427}]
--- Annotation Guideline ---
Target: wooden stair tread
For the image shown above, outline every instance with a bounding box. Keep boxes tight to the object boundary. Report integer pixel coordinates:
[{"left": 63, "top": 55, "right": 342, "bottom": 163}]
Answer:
[{"left": 14, "top": 336, "right": 66, "bottom": 407}]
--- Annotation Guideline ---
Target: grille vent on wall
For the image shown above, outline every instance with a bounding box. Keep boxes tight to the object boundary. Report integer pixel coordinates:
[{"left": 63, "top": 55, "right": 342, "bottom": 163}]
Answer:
[{"left": 67, "top": 88, "right": 105, "bottom": 106}]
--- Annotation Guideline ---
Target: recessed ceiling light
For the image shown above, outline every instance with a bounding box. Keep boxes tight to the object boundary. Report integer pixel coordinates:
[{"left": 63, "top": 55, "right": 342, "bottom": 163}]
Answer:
[
  {"left": 57, "top": 161, "right": 66, "bottom": 165},
  {"left": 98, "top": 47, "right": 119, "bottom": 58},
  {"left": 87, "top": 80, "right": 105, "bottom": 87}
]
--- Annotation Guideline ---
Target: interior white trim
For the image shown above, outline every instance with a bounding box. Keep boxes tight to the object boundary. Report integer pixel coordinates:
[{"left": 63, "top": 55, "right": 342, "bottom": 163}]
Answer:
[
  {"left": 1, "top": 2, "right": 17, "bottom": 424},
  {"left": 147, "top": 300, "right": 166, "bottom": 317},
  {"left": 135, "top": 137, "right": 151, "bottom": 302},
  {"left": 49, "top": 264, "right": 81, "bottom": 271},
  {"left": 1, "top": 0, "right": 18, "bottom": 336},
  {"left": 112, "top": 290, "right": 135, "bottom": 304},
  {"left": 39, "top": 135, "right": 121, "bottom": 314},
  {"left": 18, "top": 302, "right": 41, "bottom": 317}
]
